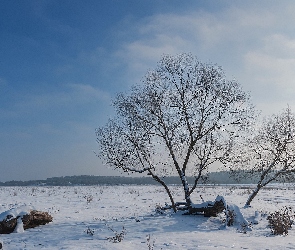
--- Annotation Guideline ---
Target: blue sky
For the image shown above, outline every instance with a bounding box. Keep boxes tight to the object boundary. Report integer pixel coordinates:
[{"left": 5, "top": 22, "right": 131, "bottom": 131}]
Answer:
[{"left": 1, "top": 0, "right": 295, "bottom": 181}]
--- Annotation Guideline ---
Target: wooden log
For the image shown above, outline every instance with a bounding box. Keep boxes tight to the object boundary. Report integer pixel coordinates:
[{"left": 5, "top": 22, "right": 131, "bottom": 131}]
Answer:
[
  {"left": 204, "top": 199, "right": 225, "bottom": 217},
  {"left": 187, "top": 197, "right": 226, "bottom": 216},
  {"left": 0, "top": 210, "right": 52, "bottom": 234},
  {"left": 162, "top": 196, "right": 226, "bottom": 217},
  {"left": 0, "top": 215, "right": 17, "bottom": 234},
  {"left": 22, "top": 210, "right": 53, "bottom": 230}
]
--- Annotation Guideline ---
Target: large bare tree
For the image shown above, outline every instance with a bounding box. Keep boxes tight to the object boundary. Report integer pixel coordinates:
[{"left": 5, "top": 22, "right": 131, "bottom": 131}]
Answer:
[
  {"left": 229, "top": 107, "right": 295, "bottom": 206},
  {"left": 96, "top": 53, "right": 255, "bottom": 211}
]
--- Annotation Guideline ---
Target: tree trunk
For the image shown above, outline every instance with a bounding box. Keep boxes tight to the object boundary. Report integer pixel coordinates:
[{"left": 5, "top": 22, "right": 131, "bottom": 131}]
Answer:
[
  {"left": 149, "top": 171, "right": 176, "bottom": 212},
  {"left": 179, "top": 170, "right": 192, "bottom": 207},
  {"left": 245, "top": 185, "right": 261, "bottom": 206}
]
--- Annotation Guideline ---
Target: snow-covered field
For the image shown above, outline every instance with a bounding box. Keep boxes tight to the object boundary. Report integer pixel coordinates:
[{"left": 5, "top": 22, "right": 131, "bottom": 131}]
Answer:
[{"left": 1, "top": 184, "right": 295, "bottom": 249}]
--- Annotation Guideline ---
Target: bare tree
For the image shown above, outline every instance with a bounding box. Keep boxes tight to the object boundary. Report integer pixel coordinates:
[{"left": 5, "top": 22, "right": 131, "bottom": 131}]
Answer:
[
  {"left": 96, "top": 53, "right": 255, "bottom": 211},
  {"left": 229, "top": 107, "right": 295, "bottom": 206}
]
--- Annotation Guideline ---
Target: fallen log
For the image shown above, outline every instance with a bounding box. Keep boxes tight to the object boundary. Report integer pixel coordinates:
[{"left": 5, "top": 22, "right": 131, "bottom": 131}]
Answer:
[
  {"left": 22, "top": 210, "right": 53, "bottom": 230},
  {"left": 0, "top": 209, "right": 52, "bottom": 234},
  {"left": 0, "top": 215, "right": 17, "bottom": 234},
  {"left": 161, "top": 195, "right": 226, "bottom": 217},
  {"left": 189, "top": 196, "right": 226, "bottom": 217}
]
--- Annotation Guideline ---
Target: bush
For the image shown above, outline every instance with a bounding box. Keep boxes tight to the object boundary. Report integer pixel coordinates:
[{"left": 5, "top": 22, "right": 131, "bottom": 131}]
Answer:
[
  {"left": 267, "top": 207, "right": 294, "bottom": 235},
  {"left": 106, "top": 226, "right": 126, "bottom": 243},
  {"left": 85, "top": 227, "right": 94, "bottom": 236}
]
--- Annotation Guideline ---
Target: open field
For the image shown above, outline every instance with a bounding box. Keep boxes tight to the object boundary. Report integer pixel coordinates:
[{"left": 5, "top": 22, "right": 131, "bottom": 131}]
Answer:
[{"left": 1, "top": 184, "right": 295, "bottom": 249}]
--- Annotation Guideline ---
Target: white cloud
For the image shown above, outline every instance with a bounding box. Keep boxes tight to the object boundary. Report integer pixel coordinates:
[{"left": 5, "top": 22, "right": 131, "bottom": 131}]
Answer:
[
  {"left": 67, "top": 83, "right": 110, "bottom": 102},
  {"left": 245, "top": 51, "right": 295, "bottom": 87},
  {"left": 264, "top": 34, "right": 295, "bottom": 57},
  {"left": 114, "top": 2, "right": 295, "bottom": 115},
  {"left": 14, "top": 83, "right": 110, "bottom": 113},
  {"left": 117, "top": 6, "right": 275, "bottom": 63},
  {"left": 243, "top": 33, "right": 295, "bottom": 113}
]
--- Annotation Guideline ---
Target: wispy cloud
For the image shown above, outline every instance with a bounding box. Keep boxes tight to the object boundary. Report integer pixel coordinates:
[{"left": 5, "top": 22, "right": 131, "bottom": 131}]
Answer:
[
  {"left": 67, "top": 83, "right": 110, "bottom": 102},
  {"left": 114, "top": 2, "right": 295, "bottom": 114},
  {"left": 12, "top": 83, "right": 110, "bottom": 114}
]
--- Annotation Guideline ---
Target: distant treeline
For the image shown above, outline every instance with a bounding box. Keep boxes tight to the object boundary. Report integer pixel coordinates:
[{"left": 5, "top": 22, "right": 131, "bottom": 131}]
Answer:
[{"left": 0, "top": 171, "right": 261, "bottom": 186}]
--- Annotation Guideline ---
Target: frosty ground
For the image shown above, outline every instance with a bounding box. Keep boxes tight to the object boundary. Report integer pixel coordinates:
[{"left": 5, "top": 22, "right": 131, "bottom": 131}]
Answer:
[{"left": 1, "top": 184, "right": 295, "bottom": 249}]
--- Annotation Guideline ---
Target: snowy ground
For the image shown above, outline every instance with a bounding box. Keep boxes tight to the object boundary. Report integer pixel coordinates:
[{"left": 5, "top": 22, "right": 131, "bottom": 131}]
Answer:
[{"left": 1, "top": 184, "right": 295, "bottom": 249}]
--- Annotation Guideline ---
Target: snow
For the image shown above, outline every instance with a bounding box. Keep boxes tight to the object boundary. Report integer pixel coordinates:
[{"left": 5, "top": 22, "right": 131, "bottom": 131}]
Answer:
[
  {"left": 225, "top": 204, "right": 251, "bottom": 233},
  {"left": 191, "top": 201, "right": 213, "bottom": 208},
  {"left": 13, "top": 217, "right": 24, "bottom": 234},
  {"left": 0, "top": 205, "right": 34, "bottom": 221},
  {"left": 0, "top": 184, "right": 295, "bottom": 249}
]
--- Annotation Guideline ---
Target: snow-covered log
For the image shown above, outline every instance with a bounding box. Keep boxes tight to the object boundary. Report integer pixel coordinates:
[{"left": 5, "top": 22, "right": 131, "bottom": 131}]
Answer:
[
  {"left": 189, "top": 195, "right": 226, "bottom": 217},
  {"left": 0, "top": 207, "right": 52, "bottom": 234},
  {"left": 162, "top": 195, "right": 226, "bottom": 217}
]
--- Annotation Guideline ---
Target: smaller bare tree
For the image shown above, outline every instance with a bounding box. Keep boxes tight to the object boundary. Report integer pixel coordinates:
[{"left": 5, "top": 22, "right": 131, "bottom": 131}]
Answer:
[{"left": 229, "top": 107, "right": 295, "bottom": 206}]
